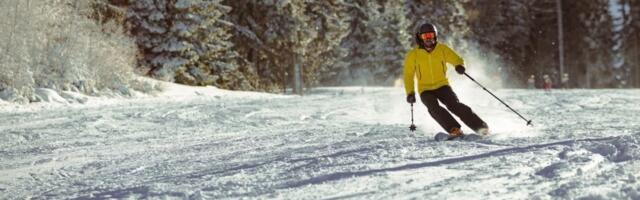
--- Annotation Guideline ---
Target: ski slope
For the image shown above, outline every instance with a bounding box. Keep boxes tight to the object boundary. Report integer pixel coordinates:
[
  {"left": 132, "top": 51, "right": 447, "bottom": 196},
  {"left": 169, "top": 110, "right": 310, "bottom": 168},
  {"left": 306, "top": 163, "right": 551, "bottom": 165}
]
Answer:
[{"left": 1, "top": 84, "right": 639, "bottom": 199}]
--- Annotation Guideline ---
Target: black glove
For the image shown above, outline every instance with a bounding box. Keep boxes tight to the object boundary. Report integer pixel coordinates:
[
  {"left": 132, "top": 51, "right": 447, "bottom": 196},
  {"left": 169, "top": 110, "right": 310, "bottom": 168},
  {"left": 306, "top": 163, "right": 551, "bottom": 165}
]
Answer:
[
  {"left": 455, "top": 65, "right": 465, "bottom": 75},
  {"left": 406, "top": 93, "right": 416, "bottom": 104}
]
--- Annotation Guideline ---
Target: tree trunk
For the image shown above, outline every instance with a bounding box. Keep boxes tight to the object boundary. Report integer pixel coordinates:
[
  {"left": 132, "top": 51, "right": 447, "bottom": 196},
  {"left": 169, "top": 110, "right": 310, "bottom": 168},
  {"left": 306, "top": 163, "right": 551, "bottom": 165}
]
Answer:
[
  {"left": 586, "top": 56, "right": 592, "bottom": 88},
  {"left": 636, "top": 31, "right": 640, "bottom": 87},
  {"left": 293, "top": 54, "right": 304, "bottom": 95},
  {"left": 556, "top": 0, "right": 565, "bottom": 80},
  {"left": 281, "top": 60, "right": 287, "bottom": 94}
]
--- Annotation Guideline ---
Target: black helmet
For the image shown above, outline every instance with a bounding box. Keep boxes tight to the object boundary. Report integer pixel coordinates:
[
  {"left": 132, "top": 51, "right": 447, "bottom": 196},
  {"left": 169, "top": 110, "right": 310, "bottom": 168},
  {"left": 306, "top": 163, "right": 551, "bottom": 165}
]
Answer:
[
  {"left": 418, "top": 23, "right": 438, "bottom": 35},
  {"left": 415, "top": 23, "right": 438, "bottom": 47}
]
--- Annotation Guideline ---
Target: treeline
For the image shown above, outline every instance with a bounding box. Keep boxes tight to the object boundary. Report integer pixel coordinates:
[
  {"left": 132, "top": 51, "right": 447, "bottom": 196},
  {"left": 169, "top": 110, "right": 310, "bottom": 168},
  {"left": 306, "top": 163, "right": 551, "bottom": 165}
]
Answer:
[
  {"left": 465, "top": 0, "right": 640, "bottom": 88},
  {"left": 96, "top": 0, "right": 468, "bottom": 92},
  {"left": 94, "top": 0, "right": 640, "bottom": 90}
]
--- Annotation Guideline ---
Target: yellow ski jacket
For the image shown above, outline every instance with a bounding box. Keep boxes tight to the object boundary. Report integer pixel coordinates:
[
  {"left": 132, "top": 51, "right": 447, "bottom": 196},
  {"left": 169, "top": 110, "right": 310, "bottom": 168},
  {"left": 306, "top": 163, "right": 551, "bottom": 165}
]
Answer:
[{"left": 403, "top": 43, "right": 464, "bottom": 95}]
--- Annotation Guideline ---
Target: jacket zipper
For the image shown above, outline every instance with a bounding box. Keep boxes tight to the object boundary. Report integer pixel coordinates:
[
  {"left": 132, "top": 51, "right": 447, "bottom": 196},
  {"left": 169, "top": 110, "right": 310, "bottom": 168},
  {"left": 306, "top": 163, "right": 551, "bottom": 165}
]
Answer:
[
  {"left": 428, "top": 52, "right": 433, "bottom": 81},
  {"left": 414, "top": 50, "right": 421, "bottom": 80}
]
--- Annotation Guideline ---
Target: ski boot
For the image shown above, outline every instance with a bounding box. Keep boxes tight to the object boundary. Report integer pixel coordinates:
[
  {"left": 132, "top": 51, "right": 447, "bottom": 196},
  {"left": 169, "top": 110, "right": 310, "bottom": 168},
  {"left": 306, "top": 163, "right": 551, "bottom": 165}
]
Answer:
[
  {"left": 475, "top": 127, "right": 490, "bottom": 136},
  {"left": 448, "top": 127, "right": 464, "bottom": 140}
]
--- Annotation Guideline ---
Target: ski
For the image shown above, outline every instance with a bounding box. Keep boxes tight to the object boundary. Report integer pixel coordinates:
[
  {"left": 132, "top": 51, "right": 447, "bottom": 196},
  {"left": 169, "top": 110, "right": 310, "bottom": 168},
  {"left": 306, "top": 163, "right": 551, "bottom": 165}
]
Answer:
[{"left": 434, "top": 132, "right": 484, "bottom": 141}]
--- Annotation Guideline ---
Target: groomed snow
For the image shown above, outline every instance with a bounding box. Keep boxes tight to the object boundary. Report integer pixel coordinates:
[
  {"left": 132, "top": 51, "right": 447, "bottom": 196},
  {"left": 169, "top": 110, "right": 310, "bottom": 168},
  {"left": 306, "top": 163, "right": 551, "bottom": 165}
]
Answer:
[{"left": 1, "top": 82, "right": 639, "bottom": 199}]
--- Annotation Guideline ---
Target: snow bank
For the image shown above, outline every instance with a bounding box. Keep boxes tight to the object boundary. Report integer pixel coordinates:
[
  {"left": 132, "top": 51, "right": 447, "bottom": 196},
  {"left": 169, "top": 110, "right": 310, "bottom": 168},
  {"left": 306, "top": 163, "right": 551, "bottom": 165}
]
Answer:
[
  {"left": 585, "top": 134, "right": 640, "bottom": 162},
  {"left": 33, "top": 88, "right": 69, "bottom": 104},
  {"left": 0, "top": 88, "right": 28, "bottom": 103},
  {"left": 536, "top": 149, "right": 605, "bottom": 179},
  {"left": 535, "top": 133, "right": 640, "bottom": 180},
  {"left": 59, "top": 91, "right": 90, "bottom": 104},
  {"left": 153, "top": 77, "right": 285, "bottom": 101},
  {"left": 0, "top": 76, "right": 286, "bottom": 112}
]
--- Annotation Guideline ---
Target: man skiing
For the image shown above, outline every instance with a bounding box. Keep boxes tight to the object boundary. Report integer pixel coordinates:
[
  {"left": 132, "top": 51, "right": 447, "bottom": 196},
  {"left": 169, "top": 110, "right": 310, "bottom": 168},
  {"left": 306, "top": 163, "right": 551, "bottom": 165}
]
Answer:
[{"left": 403, "top": 22, "right": 489, "bottom": 138}]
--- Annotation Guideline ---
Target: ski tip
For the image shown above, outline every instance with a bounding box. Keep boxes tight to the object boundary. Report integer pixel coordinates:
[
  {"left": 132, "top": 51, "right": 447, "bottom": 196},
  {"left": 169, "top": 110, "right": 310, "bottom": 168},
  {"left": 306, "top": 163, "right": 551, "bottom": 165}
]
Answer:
[
  {"left": 434, "top": 132, "right": 449, "bottom": 141},
  {"left": 434, "top": 132, "right": 465, "bottom": 141}
]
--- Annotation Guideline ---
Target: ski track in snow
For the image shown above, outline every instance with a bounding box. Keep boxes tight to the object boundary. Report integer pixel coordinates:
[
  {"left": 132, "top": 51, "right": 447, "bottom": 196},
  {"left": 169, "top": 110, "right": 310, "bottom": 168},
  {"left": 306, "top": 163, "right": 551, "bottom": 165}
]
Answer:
[{"left": 1, "top": 88, "right": 639, "bottom": 199}]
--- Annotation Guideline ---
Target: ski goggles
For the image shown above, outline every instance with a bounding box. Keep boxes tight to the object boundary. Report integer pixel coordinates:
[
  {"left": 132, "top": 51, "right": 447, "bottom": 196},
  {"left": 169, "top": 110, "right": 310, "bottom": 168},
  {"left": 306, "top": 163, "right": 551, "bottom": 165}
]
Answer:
[{"left": 420, "top": 32, "right": 436, "bottom": 40}]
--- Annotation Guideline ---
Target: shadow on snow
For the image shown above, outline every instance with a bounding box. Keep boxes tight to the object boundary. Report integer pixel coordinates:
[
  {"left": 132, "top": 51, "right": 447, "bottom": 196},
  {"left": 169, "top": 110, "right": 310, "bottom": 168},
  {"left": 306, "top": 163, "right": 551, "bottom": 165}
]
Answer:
[{"left": 281, "top": 135, "right": 621, "bottom": 189}]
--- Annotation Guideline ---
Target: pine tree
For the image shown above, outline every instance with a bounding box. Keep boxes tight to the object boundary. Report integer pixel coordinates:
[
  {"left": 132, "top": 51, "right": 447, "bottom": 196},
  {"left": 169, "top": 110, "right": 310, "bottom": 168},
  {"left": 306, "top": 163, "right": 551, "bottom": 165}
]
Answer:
[
  {"left": 328, "top": 0, "right": 369, "bottom": 86},
  {"left": 364, "top": 1, "right": 410, "bottom": 85},
  {"left": 223, "top": 0, "right": 352, "bottom": 92},
  {"left": 124, "top": 0, "right": 247, "bottom": 89},
  {"left": 300, "top": 1, "right": 352, "bottom": 87},
  {"left": 624, "top": 0, "right": 640, "bottom": 87},
  {"left": 565, "top": 0, "right": 615, "bottom": 88},
  {"left": 610, "top": 0, "right": 634, "bottom": 88},
  {"left": 223, "top": 0, "right": 302, "bottom": 92},
  {"left": 327, "top": 1, "right": 409, "bottom": 86},
  {"left": 462, "top": 1, "right": 539, "bottom": 84}
]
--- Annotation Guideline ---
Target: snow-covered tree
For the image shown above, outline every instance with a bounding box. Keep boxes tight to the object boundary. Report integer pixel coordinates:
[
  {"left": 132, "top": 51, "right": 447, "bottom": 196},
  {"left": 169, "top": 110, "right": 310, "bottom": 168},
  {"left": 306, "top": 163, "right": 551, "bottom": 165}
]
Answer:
[
  {"left": 565, "top": 0, "right": 616, "bottom": 88},
  {"left": 348, "top": 1, "right": 411, "bottom": 86},
  {"left": 326, "top": 0, "right": 409, "bottom": 86},
  {"left": 328, "top": 0, "right": 370, "bottom": 86},
  {"left": 301, "top": 1, "right": 352, "bottom": 87},
  {"left": 624, "top": 0, "right": 640, "bottom": 87},
  {"left": 462, "top": 0, "right": 539, "bottom": 84},
  {"left": 124, "top": 0, "right": 247, "bottom": 89},
  {"left": 370, "top": 1, "right": 411, "bottom": 84},
  {"left": 224, "top": 0, "right": 303, "bottom": 92},
  {"left": 608, "top": 0, "right": 631, "bottom": 88},
  {"left": 224, "top": 0, "right": 352, "bottom": 92},
  {"left": 0, "top": 0, "right": 136, "bottom": 103}
]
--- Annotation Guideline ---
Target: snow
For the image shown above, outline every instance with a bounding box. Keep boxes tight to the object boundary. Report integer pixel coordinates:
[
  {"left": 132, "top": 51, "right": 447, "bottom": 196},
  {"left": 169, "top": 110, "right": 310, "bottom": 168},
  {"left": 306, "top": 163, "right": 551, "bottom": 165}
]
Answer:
[
  {"left": 0, "top": 83, "right": 639, "bottom": 199},
  {"left": 174, "top": 0, "right": 193, "bottom": 10},
  {"left": 608, "top": 0, "right": 625, "bottom": 32},
  {"left": 608, "top": 0, "right": 627, "bottom": 69},
  {"left": 0, "top": 90, "right": 15, "bottom": 102},
  {"left": 33, "top": 88, "right": 69, "bottom": 104}
]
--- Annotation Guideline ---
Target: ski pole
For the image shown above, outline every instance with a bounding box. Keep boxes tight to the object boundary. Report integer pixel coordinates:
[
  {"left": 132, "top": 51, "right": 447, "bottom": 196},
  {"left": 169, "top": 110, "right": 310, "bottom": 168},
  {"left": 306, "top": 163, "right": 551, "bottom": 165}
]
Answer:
[
  {"left": 409, "top": 103, "right": 417, "bottom": 131},
  {"left": 464, "top": 73, "right": 533, "bottom": 126}
]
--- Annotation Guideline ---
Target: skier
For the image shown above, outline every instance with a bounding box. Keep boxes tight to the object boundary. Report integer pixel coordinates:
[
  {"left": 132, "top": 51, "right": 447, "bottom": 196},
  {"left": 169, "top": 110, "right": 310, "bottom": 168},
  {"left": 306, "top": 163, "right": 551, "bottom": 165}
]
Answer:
[
  {"left": 403, "top": 22, "right": 489, "bottom": 138},
  {"left": 561, "top": 73, "right": 569, "bottom": 89},
  {"left": 543, "top": 74, "right": 553, "bottom": 90},
  {"left": 527, "top": 75, "right": 536, "bottom": 89}
]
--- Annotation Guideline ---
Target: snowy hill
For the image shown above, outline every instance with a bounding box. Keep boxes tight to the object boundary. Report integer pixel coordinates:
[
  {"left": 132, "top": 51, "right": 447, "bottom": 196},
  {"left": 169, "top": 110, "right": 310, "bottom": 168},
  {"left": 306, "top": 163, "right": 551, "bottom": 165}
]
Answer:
[{"left": 0, "top": 85, "right": 639, "bottom": 199}]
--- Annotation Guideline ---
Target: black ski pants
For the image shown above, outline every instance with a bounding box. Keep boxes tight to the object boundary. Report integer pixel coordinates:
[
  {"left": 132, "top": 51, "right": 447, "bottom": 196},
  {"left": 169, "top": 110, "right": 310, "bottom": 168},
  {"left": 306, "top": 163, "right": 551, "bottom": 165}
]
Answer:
[{"left": 419, "top": 85, "right": 487, "bottom": 132}]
